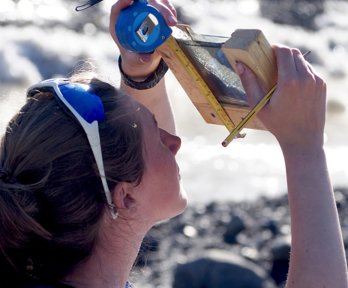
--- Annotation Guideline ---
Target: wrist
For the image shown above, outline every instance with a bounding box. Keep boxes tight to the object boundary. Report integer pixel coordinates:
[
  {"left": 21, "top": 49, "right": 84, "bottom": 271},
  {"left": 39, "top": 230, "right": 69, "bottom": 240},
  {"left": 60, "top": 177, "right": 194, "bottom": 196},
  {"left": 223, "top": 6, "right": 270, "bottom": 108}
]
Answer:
[
  {"left": 118, "top": 56, "right": 168, "bottom": 90},
  {"left": 281, "top": 143, "right": 326, "bottom": 165}
]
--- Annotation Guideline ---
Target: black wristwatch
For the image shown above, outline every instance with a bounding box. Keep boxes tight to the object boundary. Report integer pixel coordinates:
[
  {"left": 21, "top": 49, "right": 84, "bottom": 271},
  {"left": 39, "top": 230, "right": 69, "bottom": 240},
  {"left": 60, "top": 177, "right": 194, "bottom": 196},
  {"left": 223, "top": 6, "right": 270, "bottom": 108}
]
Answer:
[{"left": 118, "top": 56, "right": 169, "bottom": 90}]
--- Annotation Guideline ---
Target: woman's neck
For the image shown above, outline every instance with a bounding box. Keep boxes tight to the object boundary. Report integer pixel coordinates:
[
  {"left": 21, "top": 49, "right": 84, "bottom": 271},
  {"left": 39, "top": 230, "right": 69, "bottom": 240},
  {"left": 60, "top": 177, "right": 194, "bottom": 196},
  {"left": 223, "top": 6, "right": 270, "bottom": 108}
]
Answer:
[{"left": 65, "top": 217, "right": 148, "bottom": 288}]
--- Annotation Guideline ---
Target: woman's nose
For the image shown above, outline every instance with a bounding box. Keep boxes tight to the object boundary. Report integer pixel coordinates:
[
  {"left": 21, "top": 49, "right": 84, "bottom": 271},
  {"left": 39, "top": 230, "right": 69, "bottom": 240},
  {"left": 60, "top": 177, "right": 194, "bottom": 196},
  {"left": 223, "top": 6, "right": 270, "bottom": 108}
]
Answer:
[{"left": 160, "top": 129, "right": 181, "bottom": 155}]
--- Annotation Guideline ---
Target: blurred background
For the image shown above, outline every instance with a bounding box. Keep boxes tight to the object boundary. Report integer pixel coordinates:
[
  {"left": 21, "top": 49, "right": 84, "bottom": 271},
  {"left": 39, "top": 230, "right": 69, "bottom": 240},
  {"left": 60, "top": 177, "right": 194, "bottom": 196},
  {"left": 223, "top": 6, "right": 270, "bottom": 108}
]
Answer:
[{"left": 1, "top": 0, "right": 348, "bottom": 287}]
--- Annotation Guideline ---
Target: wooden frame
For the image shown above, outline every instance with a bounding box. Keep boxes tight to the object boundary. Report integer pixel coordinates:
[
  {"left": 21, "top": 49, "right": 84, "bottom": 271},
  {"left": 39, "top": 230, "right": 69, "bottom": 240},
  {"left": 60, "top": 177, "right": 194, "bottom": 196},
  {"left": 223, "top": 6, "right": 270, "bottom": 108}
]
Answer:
[{"left": 157, "top": 26, "right": 277, "bottom": 131}]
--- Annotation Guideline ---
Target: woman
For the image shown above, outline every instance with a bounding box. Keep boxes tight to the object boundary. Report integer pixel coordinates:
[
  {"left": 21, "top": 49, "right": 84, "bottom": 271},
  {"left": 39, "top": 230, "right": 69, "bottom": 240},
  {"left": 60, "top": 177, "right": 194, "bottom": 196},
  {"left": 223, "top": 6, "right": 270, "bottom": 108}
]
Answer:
[{"left": 0, "top": 0, "right": 347, "bottom": 287}]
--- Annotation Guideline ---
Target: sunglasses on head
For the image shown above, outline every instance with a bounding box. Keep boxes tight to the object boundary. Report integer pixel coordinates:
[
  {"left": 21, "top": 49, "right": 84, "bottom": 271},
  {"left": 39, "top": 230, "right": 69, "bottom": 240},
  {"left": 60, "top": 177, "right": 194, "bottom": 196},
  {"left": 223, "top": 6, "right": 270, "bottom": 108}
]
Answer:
[{"left": 27, "top": 78, "right": 118, "bottom": 219}]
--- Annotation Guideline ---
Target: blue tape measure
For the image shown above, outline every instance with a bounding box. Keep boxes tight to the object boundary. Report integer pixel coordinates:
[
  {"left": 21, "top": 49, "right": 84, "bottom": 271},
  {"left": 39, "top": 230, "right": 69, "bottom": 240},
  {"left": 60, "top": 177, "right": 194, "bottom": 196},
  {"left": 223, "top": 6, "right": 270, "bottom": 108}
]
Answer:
[{"left": 115, "top": 0, "right": 172, "bottom": 53}]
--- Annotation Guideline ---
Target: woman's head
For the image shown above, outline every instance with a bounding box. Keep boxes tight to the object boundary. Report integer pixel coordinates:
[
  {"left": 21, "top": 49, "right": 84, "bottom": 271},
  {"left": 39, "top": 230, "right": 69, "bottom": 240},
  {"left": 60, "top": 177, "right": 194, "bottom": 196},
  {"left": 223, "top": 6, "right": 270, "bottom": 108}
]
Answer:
[{"left": 0, "top": 73, "right": 146, "bottom": 285}]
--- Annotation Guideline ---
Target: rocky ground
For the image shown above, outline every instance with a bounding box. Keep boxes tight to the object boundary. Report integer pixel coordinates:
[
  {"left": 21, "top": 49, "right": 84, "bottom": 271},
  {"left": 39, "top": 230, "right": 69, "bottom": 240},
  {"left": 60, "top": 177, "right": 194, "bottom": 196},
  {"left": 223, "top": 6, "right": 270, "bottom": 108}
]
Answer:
[{"left": 132, "top": 186, "right": 348, "bottom": 288}]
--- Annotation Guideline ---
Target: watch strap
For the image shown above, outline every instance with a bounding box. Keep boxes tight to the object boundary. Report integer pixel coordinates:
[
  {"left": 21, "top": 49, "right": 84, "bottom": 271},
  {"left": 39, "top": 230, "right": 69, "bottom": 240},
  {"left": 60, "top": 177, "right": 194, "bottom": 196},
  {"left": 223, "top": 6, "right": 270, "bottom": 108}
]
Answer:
[{"left": 118, "top": 56, "right": 168, "bottom": 90}]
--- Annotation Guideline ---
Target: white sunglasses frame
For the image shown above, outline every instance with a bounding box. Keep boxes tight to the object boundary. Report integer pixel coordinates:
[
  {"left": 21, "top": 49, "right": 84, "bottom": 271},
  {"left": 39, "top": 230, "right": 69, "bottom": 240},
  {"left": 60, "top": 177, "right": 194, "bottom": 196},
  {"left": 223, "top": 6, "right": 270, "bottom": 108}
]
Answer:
[{"left": 28, "top": 78, "right": 118, "bottom": 219}]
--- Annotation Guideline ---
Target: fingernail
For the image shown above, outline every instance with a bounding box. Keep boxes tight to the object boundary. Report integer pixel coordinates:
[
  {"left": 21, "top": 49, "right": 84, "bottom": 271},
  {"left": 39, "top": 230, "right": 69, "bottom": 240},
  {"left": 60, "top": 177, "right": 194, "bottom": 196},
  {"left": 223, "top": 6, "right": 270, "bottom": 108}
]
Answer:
[
  {"left": 168, "top": 15, "right": 177, "bottom": 25},
  {"left": 235, "top": 62, "right": 245, "bottom": 75}
]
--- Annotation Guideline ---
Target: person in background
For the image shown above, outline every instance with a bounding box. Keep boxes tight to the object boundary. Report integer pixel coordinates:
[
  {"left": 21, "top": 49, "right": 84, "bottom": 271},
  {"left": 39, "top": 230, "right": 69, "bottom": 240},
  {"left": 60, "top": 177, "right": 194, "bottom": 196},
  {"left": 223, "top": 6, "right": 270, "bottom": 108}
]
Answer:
[{"left": 0, "top": 0, "right": 347, "bottom": 287}]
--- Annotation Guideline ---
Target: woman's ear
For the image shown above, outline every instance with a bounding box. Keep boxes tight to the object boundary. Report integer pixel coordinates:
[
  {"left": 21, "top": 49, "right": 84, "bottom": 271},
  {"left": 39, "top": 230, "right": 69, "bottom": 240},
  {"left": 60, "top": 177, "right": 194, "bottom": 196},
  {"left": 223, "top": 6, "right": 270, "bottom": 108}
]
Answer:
[{"left": 112, "top": 182, "right": 137, "bottom": 211}]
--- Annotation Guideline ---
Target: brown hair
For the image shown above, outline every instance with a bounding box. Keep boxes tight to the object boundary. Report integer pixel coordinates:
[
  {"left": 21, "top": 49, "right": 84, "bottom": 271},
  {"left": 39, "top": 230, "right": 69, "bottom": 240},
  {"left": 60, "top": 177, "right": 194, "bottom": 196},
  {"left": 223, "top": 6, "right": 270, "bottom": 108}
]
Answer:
[{"left": 0, "top": 74, "right": 145, "bottom": 286}]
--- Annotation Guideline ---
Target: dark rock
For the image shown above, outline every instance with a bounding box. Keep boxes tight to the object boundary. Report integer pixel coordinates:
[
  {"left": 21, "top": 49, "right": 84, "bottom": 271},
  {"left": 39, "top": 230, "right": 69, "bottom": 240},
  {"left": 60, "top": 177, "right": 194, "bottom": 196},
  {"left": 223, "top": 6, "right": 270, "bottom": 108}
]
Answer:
[
  {"left": 136, "top": 234, "right": 160, "bottom": 267},
  {"left": 175, "top": 6, "right": 197, "bottom": 26},
  {"left": 173, "top": 249, "right": 273, "bottom": 288},
  {"left": 261, "top": 219, "right": 279, "bottom": 236},
  {"left": 223, "top": 215, "right": 246, "bottom": 244},
  {"left": 270, "top": 237, "right": 291, "bottom": 285},
  {"left": 271, "top": 238, "right": 291, "bottom": 261},
  {"left": 260, "top": 0, "right": 325, "bottom": 30},
  {"left": 271, "top": 259, "right": 289, "bottom": 285}
]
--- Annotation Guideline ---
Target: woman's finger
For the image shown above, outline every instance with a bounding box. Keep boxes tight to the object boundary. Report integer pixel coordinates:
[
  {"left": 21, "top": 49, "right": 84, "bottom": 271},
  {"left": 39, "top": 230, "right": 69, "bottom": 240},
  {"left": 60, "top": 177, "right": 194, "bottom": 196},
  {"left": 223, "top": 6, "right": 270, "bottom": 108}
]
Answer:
[
  {"left": 159, "top": 0, "right": 177, "bottom": 16},
  {"left": 236, "top": 62, "right": 265, "bottom": 109},
  {"left": 148, "top": 0, "right": 177, "bottom": 26},
  {"left": 274, "top": 45, "right": 298, "bottom": 87},
  {"left": 292, "top": 49, "right": 315, "bottom": 79}
]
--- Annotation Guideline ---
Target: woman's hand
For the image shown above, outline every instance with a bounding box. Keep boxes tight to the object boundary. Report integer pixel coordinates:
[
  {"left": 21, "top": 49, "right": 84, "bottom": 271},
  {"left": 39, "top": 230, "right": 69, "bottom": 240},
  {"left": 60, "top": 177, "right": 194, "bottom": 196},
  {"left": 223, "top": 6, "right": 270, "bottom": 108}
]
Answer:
[
  {"left": 237, "top": 45, "right": 326, "bottom": 153},
  {"left": 110, "top": 0, "right": 177, "bottom": 134},
  {"left": 238, "top": 45, "right": 348, "bottom": 288},
  {"left": 109, "top": 0, "right": 177, "bottom": 79}
]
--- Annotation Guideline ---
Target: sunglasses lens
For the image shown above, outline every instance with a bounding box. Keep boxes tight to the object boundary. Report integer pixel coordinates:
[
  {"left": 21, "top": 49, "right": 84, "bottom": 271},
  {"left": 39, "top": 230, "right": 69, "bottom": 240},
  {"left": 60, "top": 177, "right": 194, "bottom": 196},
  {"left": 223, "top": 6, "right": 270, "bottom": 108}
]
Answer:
[{"left": 59, "top": 83, "right": 105, "bottom": 124}]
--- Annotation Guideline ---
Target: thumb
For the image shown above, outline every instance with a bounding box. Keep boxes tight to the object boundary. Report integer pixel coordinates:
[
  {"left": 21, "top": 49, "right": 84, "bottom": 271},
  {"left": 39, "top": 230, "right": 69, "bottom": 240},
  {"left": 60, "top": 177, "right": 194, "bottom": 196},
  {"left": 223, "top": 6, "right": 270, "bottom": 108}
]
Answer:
[{"left": 236, "top": 62, "right": 265, "bottom": 108}]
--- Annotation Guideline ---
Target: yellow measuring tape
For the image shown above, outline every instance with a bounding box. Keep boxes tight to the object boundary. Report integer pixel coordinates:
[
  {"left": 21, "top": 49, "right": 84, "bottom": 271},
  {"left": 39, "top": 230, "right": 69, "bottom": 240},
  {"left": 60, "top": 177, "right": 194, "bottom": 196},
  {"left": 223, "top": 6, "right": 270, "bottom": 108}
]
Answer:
[
  {"left": 165, "top": 35, "right": 240, "bottom": 136},
  {"left": 222, "top": 84, "right": 276, "bottom": 146}
]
